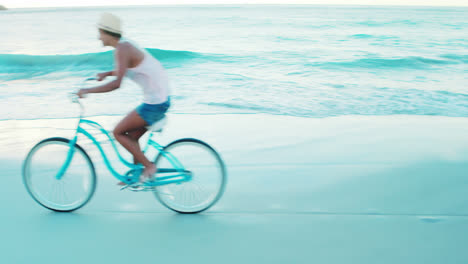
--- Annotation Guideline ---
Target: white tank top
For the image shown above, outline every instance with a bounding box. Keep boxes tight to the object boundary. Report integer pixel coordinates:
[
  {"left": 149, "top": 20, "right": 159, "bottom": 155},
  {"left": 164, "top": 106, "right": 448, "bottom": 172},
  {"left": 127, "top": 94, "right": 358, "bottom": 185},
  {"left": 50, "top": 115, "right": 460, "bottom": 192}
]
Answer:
[{"left": 120, "top": 39, "right": 170, "bottom": 104}]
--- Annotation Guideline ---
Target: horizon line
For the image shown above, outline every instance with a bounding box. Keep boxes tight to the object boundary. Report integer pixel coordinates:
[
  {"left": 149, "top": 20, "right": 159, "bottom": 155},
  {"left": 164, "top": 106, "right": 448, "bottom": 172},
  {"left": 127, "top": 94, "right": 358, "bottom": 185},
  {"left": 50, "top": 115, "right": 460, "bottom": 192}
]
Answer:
[{"left": 3, "top": 3, "right": 468, "bottom": 9}]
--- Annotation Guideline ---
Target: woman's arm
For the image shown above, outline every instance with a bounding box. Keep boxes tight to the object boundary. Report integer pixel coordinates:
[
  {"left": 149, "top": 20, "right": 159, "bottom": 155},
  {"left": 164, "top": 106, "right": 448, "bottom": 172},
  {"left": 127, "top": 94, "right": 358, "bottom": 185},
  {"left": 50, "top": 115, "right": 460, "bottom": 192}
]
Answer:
[{"left": 77, "top": 44, "right": 130, "bottom": 98}]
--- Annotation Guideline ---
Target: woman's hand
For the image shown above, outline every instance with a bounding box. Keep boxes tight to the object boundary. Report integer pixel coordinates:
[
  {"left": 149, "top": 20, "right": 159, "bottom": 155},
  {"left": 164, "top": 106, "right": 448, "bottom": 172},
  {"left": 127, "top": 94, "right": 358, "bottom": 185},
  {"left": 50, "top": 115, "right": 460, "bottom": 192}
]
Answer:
[
  {"left": 97, "top": 72, "right": 109, "bottom": 81},
  {"left": 76, "top": 89, "right": 88, "bottom": 99}
]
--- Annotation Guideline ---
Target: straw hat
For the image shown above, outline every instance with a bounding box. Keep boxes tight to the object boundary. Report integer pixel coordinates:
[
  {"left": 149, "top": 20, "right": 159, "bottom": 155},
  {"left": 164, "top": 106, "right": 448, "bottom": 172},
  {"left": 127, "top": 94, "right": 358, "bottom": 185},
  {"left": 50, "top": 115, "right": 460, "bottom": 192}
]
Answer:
[{"left": 97, "top": 13, "right": 122, "bottom": 35}]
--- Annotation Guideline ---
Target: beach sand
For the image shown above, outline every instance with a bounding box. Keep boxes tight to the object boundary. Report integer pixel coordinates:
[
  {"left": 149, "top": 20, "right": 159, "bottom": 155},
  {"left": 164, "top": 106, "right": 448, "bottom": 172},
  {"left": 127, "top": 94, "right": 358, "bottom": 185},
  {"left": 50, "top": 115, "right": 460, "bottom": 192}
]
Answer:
[{"left": 1, "top": 114, "right": 468, "bottom": 263}]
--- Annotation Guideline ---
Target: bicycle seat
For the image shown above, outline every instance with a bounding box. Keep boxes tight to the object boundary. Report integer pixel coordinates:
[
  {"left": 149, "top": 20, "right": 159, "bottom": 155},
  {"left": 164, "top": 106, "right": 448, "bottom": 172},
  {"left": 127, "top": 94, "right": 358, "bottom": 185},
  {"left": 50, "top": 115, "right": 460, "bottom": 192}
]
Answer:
[{"left": 148, "top": 115, "right": 167, "bottom": 132}]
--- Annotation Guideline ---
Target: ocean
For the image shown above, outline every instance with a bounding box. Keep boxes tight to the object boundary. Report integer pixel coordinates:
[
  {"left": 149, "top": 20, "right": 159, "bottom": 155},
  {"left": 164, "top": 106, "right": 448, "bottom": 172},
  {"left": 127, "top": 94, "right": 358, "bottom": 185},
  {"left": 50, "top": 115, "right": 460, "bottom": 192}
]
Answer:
[{"left": 0, "top": 5, "right": 467, "bottom": 120}]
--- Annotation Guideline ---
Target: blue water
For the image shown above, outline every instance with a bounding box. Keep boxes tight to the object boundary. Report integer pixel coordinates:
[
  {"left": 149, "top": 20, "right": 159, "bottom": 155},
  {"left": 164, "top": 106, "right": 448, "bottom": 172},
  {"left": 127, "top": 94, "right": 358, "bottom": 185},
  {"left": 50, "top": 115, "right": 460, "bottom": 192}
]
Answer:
[{"left": 0, "top": 5, "right": 467, "bottom": 119}]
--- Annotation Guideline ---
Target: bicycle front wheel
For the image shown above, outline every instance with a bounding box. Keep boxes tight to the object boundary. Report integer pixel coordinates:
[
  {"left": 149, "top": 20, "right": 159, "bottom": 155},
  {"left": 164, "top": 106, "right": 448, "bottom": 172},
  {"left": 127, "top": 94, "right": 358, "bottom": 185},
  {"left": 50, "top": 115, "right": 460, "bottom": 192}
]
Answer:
[
  {"left": 22, "top": 137, "right": 96, "bottom": 212},
  {"left": 154, "top": 138, "right": 227, "bottom": 214}
]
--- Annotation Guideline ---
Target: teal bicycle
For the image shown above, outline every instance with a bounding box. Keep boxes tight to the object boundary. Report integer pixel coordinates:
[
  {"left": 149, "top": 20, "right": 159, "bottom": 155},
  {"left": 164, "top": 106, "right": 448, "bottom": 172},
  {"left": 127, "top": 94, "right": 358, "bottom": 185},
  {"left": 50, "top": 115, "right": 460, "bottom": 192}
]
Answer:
[{"left": 22, "top": 78, "right": 227, "bottom": 213}]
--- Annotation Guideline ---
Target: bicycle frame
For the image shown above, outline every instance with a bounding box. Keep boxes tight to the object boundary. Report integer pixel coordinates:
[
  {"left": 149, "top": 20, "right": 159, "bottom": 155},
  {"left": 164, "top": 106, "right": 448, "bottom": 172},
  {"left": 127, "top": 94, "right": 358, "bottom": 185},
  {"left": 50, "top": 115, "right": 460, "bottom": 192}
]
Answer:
[{"left": 55, "top": 80, "right": 192, "bottom": 187}]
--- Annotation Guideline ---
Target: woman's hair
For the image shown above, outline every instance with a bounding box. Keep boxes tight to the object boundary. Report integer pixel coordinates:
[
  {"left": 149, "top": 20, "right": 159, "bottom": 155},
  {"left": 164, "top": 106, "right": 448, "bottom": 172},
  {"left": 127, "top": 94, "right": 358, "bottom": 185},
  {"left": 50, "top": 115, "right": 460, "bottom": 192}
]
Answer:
[{"left": 101, "top": 29, "right": 122, "bottom": 39}]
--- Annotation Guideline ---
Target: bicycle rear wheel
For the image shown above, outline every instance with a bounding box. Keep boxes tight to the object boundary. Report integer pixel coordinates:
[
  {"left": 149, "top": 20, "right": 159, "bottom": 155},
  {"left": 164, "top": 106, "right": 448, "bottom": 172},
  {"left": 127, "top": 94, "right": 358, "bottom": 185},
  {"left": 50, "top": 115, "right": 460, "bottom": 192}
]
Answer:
[
  {"left": 23, "top": 137, "right": 96, "bottom": 212},
  {"left": 153, "top": 138, "right": 227, "bottom": 214}
]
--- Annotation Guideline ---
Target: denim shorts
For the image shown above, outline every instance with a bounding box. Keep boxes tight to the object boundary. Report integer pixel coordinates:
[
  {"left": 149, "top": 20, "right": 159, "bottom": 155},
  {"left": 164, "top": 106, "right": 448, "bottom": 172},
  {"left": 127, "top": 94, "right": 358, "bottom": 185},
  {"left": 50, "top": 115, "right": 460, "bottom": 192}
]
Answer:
[{"left": 136, "top": 99, "right": 170, "bottom": 126}]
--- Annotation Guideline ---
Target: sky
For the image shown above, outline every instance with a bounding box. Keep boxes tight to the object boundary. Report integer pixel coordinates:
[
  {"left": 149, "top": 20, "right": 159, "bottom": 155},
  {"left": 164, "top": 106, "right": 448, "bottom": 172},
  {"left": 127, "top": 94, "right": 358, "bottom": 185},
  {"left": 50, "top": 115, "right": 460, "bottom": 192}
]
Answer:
[{"left": 2, "top": 0, "right": 468, "bottom": 8}]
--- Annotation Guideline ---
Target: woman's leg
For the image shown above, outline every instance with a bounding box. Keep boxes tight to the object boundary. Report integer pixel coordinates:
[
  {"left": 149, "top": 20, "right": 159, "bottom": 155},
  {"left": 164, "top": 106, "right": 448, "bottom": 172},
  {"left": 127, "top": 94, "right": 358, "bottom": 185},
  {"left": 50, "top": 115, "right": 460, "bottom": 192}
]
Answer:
[
  {"left": 127, "top": 128, "right": 147, "bottom": 164},
  {"left": 113, "top": 111, "right": 156, "bottom": 179}
]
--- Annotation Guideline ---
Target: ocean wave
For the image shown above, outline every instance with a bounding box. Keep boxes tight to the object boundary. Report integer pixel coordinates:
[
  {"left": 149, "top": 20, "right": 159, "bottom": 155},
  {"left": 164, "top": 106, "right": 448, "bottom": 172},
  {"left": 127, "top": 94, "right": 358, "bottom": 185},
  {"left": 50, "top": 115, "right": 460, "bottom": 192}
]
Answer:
[
  {"left": 350, "top": 34, "right": 373, "bottom": 39},
  {"left": 201, "top": 102, "right": 280, "bottom": 114},
  {"left": 0, "top": 48, "right": 203, "bottom": 75},
  {"left": 312, "top": 55, "right": 467, "bottom": 70},
  {"left": 196, "top": 89, "right": 468, "bottom": 118},
  {"left": 440, "top": 54, "right": 468, "bottom": 63},
  {"left": 349, "top": 34, "right": 399, "bottom": 40},
  {"left": 356, "top": 19, "right": 420, "bottom": 27}
]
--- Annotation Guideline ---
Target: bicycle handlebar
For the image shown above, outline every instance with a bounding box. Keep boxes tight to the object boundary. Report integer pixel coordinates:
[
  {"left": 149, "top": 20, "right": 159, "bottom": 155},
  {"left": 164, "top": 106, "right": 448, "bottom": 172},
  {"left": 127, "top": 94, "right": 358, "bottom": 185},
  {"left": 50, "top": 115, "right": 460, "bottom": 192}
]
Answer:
[
  {"left": 69, "top": 77, "right": 98, "bottom": 118},
  {"left": 70, "top": 77, "right": 97, "bottom": 100}
]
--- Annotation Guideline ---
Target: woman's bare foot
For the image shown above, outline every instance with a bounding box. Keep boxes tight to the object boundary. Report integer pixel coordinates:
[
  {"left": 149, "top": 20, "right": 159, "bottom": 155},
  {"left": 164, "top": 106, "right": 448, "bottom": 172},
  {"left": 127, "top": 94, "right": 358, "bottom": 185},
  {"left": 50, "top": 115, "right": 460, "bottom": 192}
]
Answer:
[
  {"left": 116, "top": 164, "right": 157, "bottom": 186},
  {"left": 140, "top": 163, "right": 157, "bottom": 182}
]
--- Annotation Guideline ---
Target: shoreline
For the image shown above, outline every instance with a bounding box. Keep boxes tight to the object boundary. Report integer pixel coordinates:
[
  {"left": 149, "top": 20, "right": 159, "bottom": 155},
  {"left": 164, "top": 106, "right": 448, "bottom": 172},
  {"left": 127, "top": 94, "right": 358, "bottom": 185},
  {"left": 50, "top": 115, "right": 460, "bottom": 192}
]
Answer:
[
  {"left": 1, "top": 112, "right": 467, "bottom": 122},
  {"left": 2, "top": 113, "right": 468, "bottom": 164}
]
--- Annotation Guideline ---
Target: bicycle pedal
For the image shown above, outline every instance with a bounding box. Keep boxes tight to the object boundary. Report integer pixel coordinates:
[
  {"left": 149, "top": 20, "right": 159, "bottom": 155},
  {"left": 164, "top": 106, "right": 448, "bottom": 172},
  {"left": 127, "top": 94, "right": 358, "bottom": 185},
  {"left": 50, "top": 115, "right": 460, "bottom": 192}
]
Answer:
[
  {"left": 120, "top": 182, "right": 141, "bottom": 191},
  {"left": 128, "top": 186, "right": 144, "bottom": 192}
]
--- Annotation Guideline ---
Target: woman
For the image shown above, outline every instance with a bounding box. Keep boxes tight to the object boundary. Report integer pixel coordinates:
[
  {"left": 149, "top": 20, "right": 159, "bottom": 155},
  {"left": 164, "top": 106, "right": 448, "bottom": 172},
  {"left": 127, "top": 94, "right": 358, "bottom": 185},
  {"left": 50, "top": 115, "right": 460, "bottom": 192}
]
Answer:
[{"left": 77, "top": 13, "right": 170, "bottom": 183}]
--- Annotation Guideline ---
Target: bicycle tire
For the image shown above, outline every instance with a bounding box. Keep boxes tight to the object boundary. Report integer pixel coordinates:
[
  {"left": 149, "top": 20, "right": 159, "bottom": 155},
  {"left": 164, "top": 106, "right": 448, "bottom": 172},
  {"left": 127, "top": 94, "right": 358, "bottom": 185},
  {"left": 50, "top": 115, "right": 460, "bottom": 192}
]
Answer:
[
  {"left": 153, "top": 138, "right": 227, "bottom": 214},
  {"left": 22, "top": 137, "right": 96, "bottom": 212}
]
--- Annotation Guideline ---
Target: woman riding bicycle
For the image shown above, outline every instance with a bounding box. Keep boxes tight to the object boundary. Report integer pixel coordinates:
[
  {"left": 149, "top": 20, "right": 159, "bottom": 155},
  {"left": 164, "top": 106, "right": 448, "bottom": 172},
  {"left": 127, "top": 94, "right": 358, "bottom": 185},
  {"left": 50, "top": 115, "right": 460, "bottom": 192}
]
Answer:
[{"left": 77, "top": 13, "right": 170, "bottom": 183}]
